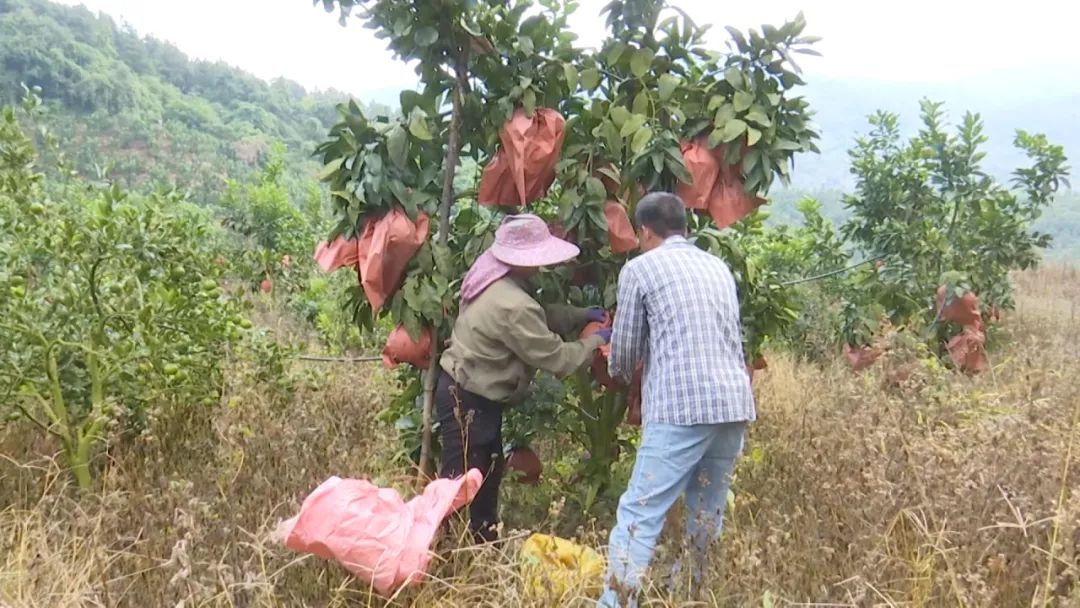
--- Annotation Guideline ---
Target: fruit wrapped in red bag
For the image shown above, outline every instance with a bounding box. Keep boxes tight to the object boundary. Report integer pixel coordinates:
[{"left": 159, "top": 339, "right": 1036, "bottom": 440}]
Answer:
[
  {"left": 382, "top": 325, "right": 433, "bottom": 370},
  {"left": 675, "top": 137, "right": 765, "bottom": 228},
  {"left": 946, "top": 326, "right": 989, "bottom": 374},
  {"left": 314, "top": 207, "right": 430, "bottom": 311},
  {"left": 935, "top": 285, "right": 982, "bottom": 326},
  {"left": 604, "top": 201, "right": 638, "bottom": 254},
  {"left": 479, "top": 108, "right": 566, "bottom": 207},
  {"left": 506, "top": 446, "right": 542, "bottom": 485}
]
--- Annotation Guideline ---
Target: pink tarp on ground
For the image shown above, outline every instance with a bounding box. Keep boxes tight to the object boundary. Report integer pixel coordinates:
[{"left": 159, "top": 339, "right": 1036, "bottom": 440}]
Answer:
[{"left": 276, "top": 470, "right": 484, "bottom": 596}]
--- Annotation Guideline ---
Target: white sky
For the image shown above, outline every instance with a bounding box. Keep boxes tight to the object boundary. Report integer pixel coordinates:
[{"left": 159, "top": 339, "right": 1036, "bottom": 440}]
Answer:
[{"left": 56, "top": 0, "right": 1080, "bottom": 102}]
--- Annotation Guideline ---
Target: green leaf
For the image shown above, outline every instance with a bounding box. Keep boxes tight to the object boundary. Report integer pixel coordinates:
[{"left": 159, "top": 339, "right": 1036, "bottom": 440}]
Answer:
[
  {"left": 581, "top": 68, "right": 601, "bottom": 91},
  {"left": 606, "top": 41, "right": 627, "bottom": 66},
  {"left": 722, "top": 119, "right": 748, "bottom": 143},
  {"left": 742, "top": 148, "right": 763, "bottom": 173},
  {"left": 317, "top": 157, "right": 344, "bottom": 181},
  {"left": 523, "top": 88, "right": 537, "bottom": 116},
  {"left": 588, "top": 204, "right": 608, "bottom": 230},
  {"left": 707, "top": 127, "right": 725, "bottom": 148},
  {"left": 402, "top": 307, "right": 422, "bottom": 340},
  {"left": 620, "top": 114, "right": 647, "bottom": 138},
  {"left": 630, "top": 47, "right": 655, "bottom": 79},
  {"left": 746, "top": 127, "right": 762, "bottom": 146},
  {"left": 714, "top": 103, "right": 736, "bottom": 127},
  {"left": 610, "top": 106, "right": 631, "bottom": 129},
  {"left": 631, "top": 127, "right": 653, "bottom": 155},
  {"left": 633, "top": 91, "right": 650, "bottom": 115},
  {"left": 585, "top": 177, "right": 606, "bottom": 200},
  {"left": 734, "top": 91, "right": 754, "bottom": 113},
  {"left": 387, "top": 126, "right": 408, "bottom": 169},
  {"left": 414, "top": 26, "right": 438, "bottom": 47},
  {"left": 724, "top": 67, "right": 745, "bottom": 90},
  {"left": 517, "top": 34, "right": 534, "bottom": 55},
  {"left": 658, "top": 73, "right": 679, "bottom": 101},
  {"left": 745, "top": 106, "right": 772, "bottom": 127},
  {"left": 408, "top": 110, "right": 433, "bottom": 141},
  {"left": 563, "top": 63, "right": 579, "bottom": 91}
]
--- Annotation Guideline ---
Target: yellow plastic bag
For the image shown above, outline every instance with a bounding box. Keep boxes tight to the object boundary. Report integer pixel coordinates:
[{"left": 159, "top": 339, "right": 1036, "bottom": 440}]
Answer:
[{"left": 520, "top": 533, "right": 605, "bottom": 601}]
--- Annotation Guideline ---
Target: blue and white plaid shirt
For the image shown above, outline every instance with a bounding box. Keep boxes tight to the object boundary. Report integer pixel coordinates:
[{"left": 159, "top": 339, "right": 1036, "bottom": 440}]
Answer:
[{"left": 609, "top": 235, "right": 755, "bottom": 426}]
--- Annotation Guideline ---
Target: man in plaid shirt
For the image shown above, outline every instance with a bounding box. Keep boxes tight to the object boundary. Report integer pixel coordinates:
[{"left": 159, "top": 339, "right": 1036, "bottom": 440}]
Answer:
[{"left": 599, "top": 192, "right": 754, "bottom": 607}]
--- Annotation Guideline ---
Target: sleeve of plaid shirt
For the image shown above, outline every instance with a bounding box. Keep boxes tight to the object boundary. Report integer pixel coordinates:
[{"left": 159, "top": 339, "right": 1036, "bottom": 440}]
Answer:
[{"left": 609, "top": 262, "right": 647, "bottom": 383}]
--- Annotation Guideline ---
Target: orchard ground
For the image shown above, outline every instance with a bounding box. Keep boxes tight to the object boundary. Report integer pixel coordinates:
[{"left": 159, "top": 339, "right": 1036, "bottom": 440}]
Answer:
[{"left": 2, "top": 266, "right": 1079, "bottom": 608}]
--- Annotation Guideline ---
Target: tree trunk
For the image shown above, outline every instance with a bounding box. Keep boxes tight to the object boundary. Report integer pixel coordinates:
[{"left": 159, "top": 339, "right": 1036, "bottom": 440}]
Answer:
[{"left": 418, "top": 60, "right": 468, "bottom": 481}]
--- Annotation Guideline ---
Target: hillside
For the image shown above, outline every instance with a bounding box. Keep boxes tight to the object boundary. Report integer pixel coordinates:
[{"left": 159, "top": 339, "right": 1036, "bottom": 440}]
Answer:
[{"left": 0, "top": 0, "right": 374, "bottom": 201}]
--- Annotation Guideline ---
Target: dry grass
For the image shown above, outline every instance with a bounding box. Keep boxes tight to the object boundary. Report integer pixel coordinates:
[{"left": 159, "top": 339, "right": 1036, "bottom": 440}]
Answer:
[{"left": 2, "top": 266, "right": 1080, "bottom": 607}]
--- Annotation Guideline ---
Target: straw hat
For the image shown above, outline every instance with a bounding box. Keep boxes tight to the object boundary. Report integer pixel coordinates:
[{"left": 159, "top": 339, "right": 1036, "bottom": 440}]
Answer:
[{"left": 489, "top": 214, "right": 579, "bottom": 267}]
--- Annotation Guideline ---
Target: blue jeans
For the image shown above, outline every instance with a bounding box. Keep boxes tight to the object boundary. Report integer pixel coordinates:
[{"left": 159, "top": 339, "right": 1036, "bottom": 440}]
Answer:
[{"left": 598, "top": 421, "right": 747, "bottom": 608}]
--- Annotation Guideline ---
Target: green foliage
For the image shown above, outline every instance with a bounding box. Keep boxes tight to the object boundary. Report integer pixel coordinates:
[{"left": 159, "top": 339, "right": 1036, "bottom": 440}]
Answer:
[
  {"left": 840, "top": 101, "right": 1070, "bottom": 340},
  {"left": 0, "top": 98, "right": 250, "bottom": 488},
  {"left": 220, "top": 142, "right": 324, "bottom": 295}
]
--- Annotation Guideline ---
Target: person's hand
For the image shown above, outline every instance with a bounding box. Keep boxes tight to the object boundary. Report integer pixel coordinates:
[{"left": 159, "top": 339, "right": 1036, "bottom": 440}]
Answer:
[
  {"left": 585, "top": 307, "right": 607, "bottom": 323},
  {"left": 594, "top": 327, "right": 612, "bottom": 344}
]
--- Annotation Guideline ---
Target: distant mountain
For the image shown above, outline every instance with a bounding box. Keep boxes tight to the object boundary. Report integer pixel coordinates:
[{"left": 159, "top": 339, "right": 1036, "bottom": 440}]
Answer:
[{"left": 0, "top": 0, "right": 366, "bottom": 201}]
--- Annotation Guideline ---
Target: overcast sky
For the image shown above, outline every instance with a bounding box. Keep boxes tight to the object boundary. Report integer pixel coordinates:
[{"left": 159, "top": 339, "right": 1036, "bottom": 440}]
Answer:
[{"left": 55, "top": 0, "right": 1080, "bottom": 102}]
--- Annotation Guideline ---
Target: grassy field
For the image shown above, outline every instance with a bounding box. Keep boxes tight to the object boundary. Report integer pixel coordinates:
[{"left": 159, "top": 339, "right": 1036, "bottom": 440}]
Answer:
[{"left": 2, "top": 267, "right": 1079, "bottom": 607}]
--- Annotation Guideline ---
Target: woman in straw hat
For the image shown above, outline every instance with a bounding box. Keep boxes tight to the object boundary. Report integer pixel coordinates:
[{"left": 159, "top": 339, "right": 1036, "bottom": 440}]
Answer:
[{"left": 438, "top": 213, "right": 610, "bottom": 542}]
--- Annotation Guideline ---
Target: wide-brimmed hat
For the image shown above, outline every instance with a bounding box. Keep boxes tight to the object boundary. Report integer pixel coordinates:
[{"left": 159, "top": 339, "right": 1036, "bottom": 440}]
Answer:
[{"left": 489, "top": 214, "right": 579, "bottom": 268}]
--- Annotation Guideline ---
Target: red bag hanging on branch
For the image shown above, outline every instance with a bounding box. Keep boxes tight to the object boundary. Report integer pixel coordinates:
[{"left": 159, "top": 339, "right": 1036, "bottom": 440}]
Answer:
[
  {"left": 946, "top": 325, "right": 988, "bottom": 374},
  {"left": 313, "top": 208, "right": 429, "bottom": 311},
  {"left": 314, "top": 235, "right": 359, "bottom": 273},
  {"left": 935, "top": 285, "right": 982, "bottom": 326},
  {"left": 505, "top": 446, "right": 542, "bottom": 485},
  {"left": 383, "top": 325, "right": 433, "bottom": 370},
  {"left": 675, "top": 138, "right": 766, "bottom": 228},
  {"left": 675, "top": 139, "right": 719, "bottom": 211},
  {"left": 711, "top": 161, "right": 766, "bottom": 229},
  {"left": 478, "top": 108, "right": 566, "bottom": 208},
  {"left": 935, "top": 285, "right": 989, "bottom": 374},
  {"left": 604, "top": 201, "right": 638, "bottom": 254}
]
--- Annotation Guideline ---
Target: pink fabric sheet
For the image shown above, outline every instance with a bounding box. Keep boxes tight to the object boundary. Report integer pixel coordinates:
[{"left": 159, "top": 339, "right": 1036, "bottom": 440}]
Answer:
[{"left": 276, "top": 470, "right": 484, "bottom": 596}]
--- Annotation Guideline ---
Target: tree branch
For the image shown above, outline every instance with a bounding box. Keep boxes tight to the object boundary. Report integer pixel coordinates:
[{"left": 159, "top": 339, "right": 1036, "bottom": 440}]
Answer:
[{"left": 780, "top": 257, "right": 882, "bottom": 287}]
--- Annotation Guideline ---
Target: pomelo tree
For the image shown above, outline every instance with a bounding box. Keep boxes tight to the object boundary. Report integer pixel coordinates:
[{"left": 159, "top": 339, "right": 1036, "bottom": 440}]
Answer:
[{"left": 311, "top": 0, "right": 818, "bottom": 503}]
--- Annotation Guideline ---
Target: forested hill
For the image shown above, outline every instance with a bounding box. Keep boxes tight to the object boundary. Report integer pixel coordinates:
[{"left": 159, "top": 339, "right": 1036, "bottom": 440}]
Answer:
[{"left": 0, "top": 0, "right": 387, "bottom": 200}]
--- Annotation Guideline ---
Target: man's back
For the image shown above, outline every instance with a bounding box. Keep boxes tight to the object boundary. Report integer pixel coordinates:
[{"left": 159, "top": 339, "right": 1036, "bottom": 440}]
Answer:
[{"left": 609, "top": 236, "right": 754, "bottom": 426}]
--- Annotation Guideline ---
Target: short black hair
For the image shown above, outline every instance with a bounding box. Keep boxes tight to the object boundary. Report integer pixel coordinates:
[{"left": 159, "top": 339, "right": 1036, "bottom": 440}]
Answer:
[{"left": 635, "top": 192, "right": 687, "bottom": 237}]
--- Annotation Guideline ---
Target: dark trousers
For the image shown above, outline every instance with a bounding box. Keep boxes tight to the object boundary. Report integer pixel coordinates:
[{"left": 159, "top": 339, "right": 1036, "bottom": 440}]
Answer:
[{"left": 435, "top": 372, "right": 504, "bottom": 542}]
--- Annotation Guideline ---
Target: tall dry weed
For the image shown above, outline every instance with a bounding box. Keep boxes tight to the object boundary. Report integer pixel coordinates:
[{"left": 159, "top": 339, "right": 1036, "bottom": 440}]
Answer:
[{"left": 1, "top": 267, "right": 1078, "bottom": 607}]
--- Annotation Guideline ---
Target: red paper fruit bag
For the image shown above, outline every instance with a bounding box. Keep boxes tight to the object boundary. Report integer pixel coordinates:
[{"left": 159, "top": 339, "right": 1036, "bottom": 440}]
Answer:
[{"left": 478, "top": 108, "right": 566, "bottom": 207}]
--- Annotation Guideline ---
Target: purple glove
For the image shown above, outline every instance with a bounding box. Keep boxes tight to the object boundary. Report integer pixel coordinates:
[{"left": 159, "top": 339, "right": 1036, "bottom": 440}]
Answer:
[
  {"left": 594, "top": 327, "right": 612, "bottom": 344},
  {"left": 585, "top": 307, "right": 607, "bottom": 323}
]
